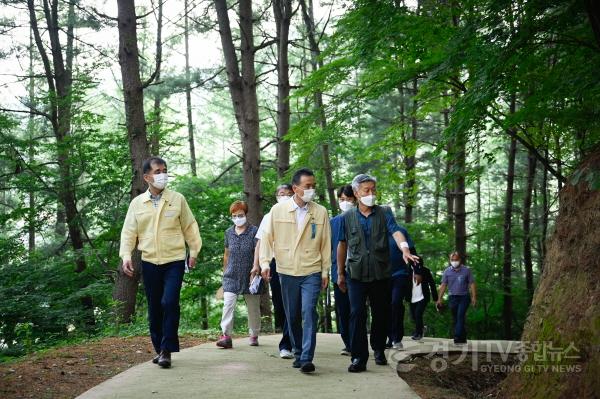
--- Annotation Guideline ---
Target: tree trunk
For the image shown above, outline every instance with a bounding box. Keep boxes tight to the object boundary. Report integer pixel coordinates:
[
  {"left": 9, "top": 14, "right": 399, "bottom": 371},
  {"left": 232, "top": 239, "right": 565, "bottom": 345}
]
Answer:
[
  {"left": 443, "top": 109, "right": 454, "bottom": 225},
  {"left": 404, "top": 78, "right": 418, "bottom": 223},
  {"left": 300, "top": 0, "right": 337, "bottom": 213},
  {"left": 454, "top": 130, "right": 467, "bottom": 257},
  {"left": 214, "top": 0, "right": 268, "bottom": 326},
  {"left": 433, "top": 147, "right": 441, "bottom": 225},
  {"left": 113, "top": 0, "right": 151, "bottom": 323},
  {"left": 475, "top": 135, "right": 482, "bottom": 251},
  {"left": 500, "top": 145, "right": 600, "bottom": 397},
  {"left": 149, "top": 0, "right": 163, "bottom": 156},
  {"left": 500, "top": 13, "right": 600, "bottom": 395},
  {"left": 523, "top": 150, "right": 537, "bottom": 304},
  {"left": 214, "top": 0, "right": 262, "bottom": 225},
  {"left": 28, "top": 27, "right": 35, "bottom": 253},
  {"left": 502, "top": 124, "right": 517, "bottom": 340},
  {"left": 27, "top": 0, "right": 86, "bottom": 274},
  {"left": 540, "top": 143, "right": 550, "bottom": 271},
  {"left": 273, "top": 0, "right": 292, "bottom": 178},
  {"left": 185, "top": 0, "right": 197, "bottom": 176}
]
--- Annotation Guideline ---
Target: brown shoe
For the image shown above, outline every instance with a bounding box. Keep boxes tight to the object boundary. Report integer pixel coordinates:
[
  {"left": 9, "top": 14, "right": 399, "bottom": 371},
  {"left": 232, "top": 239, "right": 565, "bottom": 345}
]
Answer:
[{"left": 158, "top": 350, "right": 171, "bottom": 368}]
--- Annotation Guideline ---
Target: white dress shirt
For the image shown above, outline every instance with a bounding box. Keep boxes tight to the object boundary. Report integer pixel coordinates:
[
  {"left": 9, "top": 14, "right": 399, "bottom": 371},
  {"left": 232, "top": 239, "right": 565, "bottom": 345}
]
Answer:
[{"left": 291, "top": 196, "right": 309, "bottom": 231}]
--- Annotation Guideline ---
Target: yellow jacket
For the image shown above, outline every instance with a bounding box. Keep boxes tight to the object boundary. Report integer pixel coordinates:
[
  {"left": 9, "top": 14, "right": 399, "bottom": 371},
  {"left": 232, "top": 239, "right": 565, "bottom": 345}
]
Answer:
[
  {"left": 119, "top": 188, "right": 202, "bottom": 265},
  {"left": 259, "top": 198, "right": 331, "bottom": 277}
]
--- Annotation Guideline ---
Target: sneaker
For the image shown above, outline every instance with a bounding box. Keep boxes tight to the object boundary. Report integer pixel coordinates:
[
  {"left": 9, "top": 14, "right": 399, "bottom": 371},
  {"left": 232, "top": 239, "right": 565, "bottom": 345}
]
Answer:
[
  {"left": 292, "top": 359, "right": 302, "bottom": 368},
  {"left": 216, "top": 334, "right": 233, "bottom": 349},
  {"left": 340, "top": 348, "right": 351, "bottom": 356},
  {"left": 152, "top": 354, "right": 160, "bottom": 364},
  {"left": 249, "top": 336, "right": 259, "bottom": 346},
  {"left": 280, "top": 349, "right": 294, "bottom": 359},
  {"left": 411, "top": 334, "right": 423, "bottom": 341},
  {"left": 300, "top": 362, "right": 316, "bottom": 373},
  {"left": 392, "top": 341, "right": 404, "bottom": 350}
]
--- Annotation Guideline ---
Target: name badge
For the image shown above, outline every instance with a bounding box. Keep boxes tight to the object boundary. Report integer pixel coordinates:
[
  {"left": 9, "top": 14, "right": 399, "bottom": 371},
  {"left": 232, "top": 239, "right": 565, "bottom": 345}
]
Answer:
[{"left": 164, "top": 210, "right": 177, "bottom": 217}]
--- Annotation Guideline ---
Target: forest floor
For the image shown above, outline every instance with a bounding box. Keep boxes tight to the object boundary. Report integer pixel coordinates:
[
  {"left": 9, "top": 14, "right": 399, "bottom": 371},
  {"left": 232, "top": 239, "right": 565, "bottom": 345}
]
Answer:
[
  {"left": 0, "top": 335, "right": 211, "bottom": 399},
  {"left": 400, "top": 352, "right": 519, "bottom": 399}
]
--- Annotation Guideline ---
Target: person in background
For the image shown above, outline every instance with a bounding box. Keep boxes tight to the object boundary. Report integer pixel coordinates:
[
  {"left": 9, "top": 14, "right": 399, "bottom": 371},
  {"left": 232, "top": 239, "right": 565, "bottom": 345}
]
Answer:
[
  {"left": 387, "top": 227, "right": 422, "bottom": 350},
  {"left": 254, "top": 184, "right": 294, "bottom": 359},
  {"left": 337, "top": 174, "right": 420, "bottom": 373},
  {"left": 259, "top": 168, "right": 332, "bottom": 374},
  {"left": 330, "top": 184, "right": 356, "bottom": 356},
  {"left": 436, "top": 252, "right": 477, "bottom": 344},
  {"left": 216, "top": 201, "right": 261, "bottom": 349},
  {"left": 409, "top": 264, "right": 438, "bottom": 341},
  {"left": 120, "top": 157, "right": 202, "bottom": 368}
]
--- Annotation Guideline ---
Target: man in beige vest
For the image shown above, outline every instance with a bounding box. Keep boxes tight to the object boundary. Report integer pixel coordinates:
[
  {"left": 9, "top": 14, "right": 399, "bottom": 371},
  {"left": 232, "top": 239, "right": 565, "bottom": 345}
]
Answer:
[{"left": 260, "top": 168, "right": 331, "bottom": 373}]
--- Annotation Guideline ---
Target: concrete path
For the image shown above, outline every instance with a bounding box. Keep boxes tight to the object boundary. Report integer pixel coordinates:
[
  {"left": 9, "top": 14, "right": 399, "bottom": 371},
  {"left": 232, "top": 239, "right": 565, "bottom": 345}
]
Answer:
[{"left": 76, "top": 333, "right": 420, "bottom": 399}]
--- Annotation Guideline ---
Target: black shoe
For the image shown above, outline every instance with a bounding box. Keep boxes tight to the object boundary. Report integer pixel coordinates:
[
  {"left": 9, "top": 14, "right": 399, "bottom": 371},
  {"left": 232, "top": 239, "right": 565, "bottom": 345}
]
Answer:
[
  {"left": 292, "top": 359, "right": 302, "bottom": 368},
  {"left": 158, "top": 350, "right": 171, "bottom": 368},
  {"left": 374, "top": 351, "right": 387, "bottom": 366},
  {"left": 152, "top": 354, "right": 160, "bottom": 364},
  {"left": 348, "top": 359, "right": 366, "bottom": 373},
  {"left": 300, "top": 362, "right": 315, "bottom": 373},
  {"left": 385, "top": 341, "right": 392, "bottom": 349}
]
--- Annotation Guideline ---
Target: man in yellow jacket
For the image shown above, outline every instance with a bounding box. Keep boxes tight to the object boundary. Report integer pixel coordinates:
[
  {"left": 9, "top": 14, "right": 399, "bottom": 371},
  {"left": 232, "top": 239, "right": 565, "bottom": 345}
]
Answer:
[
  {"left": 120, "top": 157, "right": 202, "bottom": 368},
  {"left": 260, "top": 168, "right": 331, "bottom": 373}
]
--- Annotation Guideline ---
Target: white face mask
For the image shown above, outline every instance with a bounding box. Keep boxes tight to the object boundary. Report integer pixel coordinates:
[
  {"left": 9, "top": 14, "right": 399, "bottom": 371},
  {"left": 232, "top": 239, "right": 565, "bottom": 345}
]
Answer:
[
  {"left": 359, "top": 194, "right": 376, "bottom": 207},
  {"left": 339, "top": 200, "right": 354, "bottom": 212},
  {"left": 450, "top": 261, "right": 460, "bottom": 268},
  {"left": 276, "top": 195, "right": 292, "bottom": 204},
  {"left": 150, "top": 173, "right": 168, "bottom": 190},
  {"left": 232, "top": 216, "right": 247, "bottom": 227},
  {"left": 301, "top": 189, "right": 315, "bottom": 203}
]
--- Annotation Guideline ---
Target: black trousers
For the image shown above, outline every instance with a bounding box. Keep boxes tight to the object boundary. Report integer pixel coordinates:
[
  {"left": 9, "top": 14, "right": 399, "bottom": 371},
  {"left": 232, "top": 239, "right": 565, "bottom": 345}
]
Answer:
[
  {"left": 347, "top": 278, "right": 391, "bottom": 365},
  {"left": 389, "top": 275, "right": 411, "bottom": 343},
  {"left": 141, "top": 260, "right": 185, "bottom": 354},
  {"left": 409, "top": 299, "right": 428, "bottom": 336},
  {"left": 269, "top": 259, "right": 292, "bottom": 351}
]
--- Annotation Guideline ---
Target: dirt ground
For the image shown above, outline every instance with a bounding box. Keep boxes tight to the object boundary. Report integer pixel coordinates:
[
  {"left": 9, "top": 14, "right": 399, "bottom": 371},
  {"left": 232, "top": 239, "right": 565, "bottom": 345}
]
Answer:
[
  {"left": 0, "top": 335, "right": 211, "bottom": 399},
  {"left": 399, "top": 353, "right": 518, "bottom": 399}
]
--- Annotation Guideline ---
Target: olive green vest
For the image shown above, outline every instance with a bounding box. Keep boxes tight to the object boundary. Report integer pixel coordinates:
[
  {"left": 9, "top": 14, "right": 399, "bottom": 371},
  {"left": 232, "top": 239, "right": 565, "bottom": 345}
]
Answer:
[{"left": 343, "top": 206, "right": 391, "bottom": 282}]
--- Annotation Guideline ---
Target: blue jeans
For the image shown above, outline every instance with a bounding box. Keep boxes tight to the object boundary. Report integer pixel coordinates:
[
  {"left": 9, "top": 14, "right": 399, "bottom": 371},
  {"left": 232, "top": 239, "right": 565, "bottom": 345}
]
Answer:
[
  {"left": 333, "top": 282, "right": 351, "bottom": 350},
  {"left": 279, "top": 272, "right": 321, "bottom": 363},
  {"left": 269, "top": 260, "right": 292, "bottom": 351},
  {"left": 142, "top": 260, "right": 185, "bottom": 353},
  {"left": 449, "top": 294, "right": 470, "bottom": 341},
  {"left": 347, "top": 278, "right": 391, "bottom": 365}
]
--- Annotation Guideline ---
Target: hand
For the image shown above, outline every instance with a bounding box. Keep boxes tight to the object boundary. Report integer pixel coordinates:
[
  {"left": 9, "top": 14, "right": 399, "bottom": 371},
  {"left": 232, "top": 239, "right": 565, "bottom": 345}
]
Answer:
[
  {"left": 261, "top": 267, "right": 271, "bottom": 282},
  {"left": 122, "top": 259, "right": 134, "bottom": 277},
  {"left": 471, "top": 298, "right": 477, "bottom": 307},
  {"left": 402, "top": 249, "right": 420, "bottom": 265},
  {"left": 337, "top": 274, "right": 347, "bottom": 293},
  {"left": 188, "top": 257, "right": 197, "bottom": 270},
  {"left": 250, "top": 266, "right": 260, "bottom": 283},
  {"left": 436, "top": 300, "right": 442, "bottom": 310},
  {"left": 321, "top": 276, "right": 329, "bottom": 291},
  {"left": 413, "top": 273, "right": 422, "bottom": 285}
]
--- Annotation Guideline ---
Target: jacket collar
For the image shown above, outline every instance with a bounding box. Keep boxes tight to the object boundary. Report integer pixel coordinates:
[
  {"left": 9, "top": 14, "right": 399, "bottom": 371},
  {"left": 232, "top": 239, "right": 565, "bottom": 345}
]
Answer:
[{"left": 143, "top": 188, "right": 173, "bottom": 203}]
